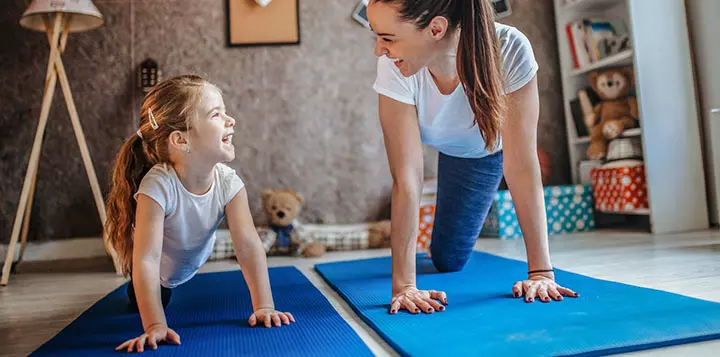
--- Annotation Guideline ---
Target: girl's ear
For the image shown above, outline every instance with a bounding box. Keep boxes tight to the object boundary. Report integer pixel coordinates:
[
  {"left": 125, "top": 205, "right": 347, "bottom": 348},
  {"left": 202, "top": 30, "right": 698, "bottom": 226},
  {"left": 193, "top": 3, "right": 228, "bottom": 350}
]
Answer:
[{"left": 169, "top": 130, "right": 190, "bottom": 153}]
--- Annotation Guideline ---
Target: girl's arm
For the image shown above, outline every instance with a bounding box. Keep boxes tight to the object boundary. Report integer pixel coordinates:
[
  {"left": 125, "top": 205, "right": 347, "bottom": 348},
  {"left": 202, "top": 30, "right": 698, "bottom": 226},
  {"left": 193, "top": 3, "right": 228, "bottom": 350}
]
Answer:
[
  {"left": 225, "top": 187, "right": 295, "bottom": 328},
  {"left": 116, "top": 195, "right": 180, "bottom": 353},
  {"left": 132, "top": 195, "right": 168, "bottom": 329}
]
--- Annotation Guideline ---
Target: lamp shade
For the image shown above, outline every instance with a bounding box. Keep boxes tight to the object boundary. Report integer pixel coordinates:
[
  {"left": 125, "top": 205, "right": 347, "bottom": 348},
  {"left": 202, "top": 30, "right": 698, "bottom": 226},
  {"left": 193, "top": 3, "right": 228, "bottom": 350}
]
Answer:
[{"left": 19, "top": 0, "right": 104, "bottom": 33}]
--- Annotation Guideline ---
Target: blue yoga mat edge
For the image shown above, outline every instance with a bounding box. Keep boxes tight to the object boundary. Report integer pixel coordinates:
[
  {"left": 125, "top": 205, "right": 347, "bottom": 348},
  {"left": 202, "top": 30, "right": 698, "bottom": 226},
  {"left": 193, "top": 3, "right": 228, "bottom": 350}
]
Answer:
[{"left": 314, "top": 264, "right": 413, "bottom": 357}]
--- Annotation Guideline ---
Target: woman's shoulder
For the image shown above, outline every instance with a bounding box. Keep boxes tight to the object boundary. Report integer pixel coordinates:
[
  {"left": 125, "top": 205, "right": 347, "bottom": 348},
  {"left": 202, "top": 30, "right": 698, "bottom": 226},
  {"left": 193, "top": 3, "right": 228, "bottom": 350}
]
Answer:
[
  {"left": 495, "top": 22, "right": 538, "bottom": 93},
  {"left": 495, "top": 22, "right": 532, "bottom": 53}
]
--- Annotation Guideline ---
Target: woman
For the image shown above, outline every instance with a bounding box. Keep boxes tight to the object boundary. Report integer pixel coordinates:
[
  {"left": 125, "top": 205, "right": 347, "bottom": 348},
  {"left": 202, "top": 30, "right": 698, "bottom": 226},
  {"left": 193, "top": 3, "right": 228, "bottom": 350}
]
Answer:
[{"left": 366, "top": 0, "right": 578, "bottom": 315}]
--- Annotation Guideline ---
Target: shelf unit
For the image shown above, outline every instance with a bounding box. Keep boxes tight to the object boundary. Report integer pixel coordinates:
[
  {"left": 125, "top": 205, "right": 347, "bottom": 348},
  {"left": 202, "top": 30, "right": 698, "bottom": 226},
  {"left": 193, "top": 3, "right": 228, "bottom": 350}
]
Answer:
[
  {"left": 570, "top": 49, "right": 633, "bottom": 77},
  {"left": 553, "top": 0, "right": 709, "bottom": 233},
  {"left": 573, "top": 127, "right": 641, "bottom": 144}
]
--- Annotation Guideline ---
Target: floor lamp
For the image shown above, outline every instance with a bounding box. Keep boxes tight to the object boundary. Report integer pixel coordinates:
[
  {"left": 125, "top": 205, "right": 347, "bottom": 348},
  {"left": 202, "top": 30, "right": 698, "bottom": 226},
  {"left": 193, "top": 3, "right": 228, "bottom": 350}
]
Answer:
[{"left": 2, "top": 0, "right": 122, "bottom": 286}]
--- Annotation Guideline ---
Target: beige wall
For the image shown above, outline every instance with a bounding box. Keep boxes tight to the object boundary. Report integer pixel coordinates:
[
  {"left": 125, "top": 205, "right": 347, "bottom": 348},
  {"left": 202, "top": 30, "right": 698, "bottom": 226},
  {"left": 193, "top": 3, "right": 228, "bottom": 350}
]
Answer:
[{"left": 0, "top": 0, "right": 566, "bottom": 243}]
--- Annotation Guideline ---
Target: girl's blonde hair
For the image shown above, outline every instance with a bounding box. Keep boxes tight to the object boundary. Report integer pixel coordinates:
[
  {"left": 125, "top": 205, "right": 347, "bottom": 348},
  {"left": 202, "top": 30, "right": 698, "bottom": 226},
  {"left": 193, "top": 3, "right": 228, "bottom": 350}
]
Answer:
[{"left": 105, "top": 75, "right": 210, "bottom": 275}]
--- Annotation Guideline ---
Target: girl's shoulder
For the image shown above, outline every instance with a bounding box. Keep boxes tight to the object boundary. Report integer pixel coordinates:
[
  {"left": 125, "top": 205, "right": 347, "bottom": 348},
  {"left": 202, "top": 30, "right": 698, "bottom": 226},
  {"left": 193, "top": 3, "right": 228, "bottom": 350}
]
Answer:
[
  {"left": 214, "top": 163, "right": 246, "bottom": 203},
  {"left": 143, "top": 163, "right": 176, "bottom": 184},
  {"left": 214, "top": 163, "right": 240, "bottom": 181}
]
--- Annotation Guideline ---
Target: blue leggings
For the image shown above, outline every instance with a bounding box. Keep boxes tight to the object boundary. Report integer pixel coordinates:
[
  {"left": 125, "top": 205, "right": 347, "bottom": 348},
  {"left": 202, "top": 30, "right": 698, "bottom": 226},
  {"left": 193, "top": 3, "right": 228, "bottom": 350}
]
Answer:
[{"left": 430, "top": 150, "right": 504, "bottom": 272}]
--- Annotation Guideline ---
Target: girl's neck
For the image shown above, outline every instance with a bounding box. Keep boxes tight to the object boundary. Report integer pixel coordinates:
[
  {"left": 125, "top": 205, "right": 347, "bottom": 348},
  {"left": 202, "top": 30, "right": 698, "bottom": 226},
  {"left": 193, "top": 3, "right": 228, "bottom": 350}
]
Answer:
[{"left": 173, "top": 160, "right": 215, "bottom": 195}]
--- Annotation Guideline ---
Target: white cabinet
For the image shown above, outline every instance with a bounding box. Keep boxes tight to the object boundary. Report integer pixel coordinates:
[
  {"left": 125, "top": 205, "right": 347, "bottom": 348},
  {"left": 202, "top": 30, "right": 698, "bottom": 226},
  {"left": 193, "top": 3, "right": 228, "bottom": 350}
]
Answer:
[
  {"left": 553, "top": 0, "right": 709, "bottom": 233},
  {"left": 687, "top": 0, "right": 720, "bottom": 225}
]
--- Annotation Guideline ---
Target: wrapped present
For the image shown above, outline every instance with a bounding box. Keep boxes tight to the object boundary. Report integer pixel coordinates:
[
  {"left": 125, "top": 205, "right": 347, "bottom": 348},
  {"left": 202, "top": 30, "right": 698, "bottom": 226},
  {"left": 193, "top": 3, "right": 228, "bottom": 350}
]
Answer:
[
  {"left": 590, "top": 161, "right": 649, "bottom": 213},
  {"left": 416, "top": 178, "right": 437, "bottom": 251},
  {"left": 480, "top": 185, "right": 596, "bottom": 239}
]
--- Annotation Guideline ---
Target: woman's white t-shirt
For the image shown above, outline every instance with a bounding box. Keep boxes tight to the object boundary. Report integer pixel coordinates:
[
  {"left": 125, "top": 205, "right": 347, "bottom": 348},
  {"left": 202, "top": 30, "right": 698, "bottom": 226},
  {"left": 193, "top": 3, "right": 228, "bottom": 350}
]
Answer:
[
  {"left": 373, "top": 22, "right": 539, "bottom": 158},
  {"left": 134, "top": 163, "right": 245, "bottom": 288}
]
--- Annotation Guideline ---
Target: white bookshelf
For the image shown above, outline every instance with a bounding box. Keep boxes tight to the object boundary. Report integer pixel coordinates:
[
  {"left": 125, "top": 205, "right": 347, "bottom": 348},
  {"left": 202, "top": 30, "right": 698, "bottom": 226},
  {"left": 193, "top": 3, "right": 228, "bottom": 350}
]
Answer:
[
  {"left": 569, "top": 49, "right": 633, "bottom": 76},
  {"left": 552, "top": 0, "right": 709, "bottom": 233}
]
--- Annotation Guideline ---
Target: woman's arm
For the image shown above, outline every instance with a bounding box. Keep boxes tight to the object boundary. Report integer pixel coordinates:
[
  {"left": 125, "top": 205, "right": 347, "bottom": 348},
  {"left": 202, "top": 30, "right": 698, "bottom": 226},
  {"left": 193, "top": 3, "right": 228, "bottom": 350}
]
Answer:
[
  {"left": 379, "top": 95, "right": 446, "bottom": 314},
  {"left": 378, "top": 94, "right": 424, "bottom": 295},
  {"left": 225, "top": 188, "right": 294, "bottom": 327},
  {"left": 500, "top": 76, "right": 553, "bottom": 276}
]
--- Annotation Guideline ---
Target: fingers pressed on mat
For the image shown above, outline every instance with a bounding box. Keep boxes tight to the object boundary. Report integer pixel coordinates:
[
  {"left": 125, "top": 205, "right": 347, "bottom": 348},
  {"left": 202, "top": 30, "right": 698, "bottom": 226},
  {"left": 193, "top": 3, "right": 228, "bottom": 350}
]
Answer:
[{"left": 403, "top": 299, "right": 419, "bottom": 314}]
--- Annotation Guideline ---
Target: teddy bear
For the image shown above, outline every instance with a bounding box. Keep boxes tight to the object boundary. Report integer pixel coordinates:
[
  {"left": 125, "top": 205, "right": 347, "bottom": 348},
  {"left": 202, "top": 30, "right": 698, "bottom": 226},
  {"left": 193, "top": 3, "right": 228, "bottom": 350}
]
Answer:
[
  {"left": 259, "top": 189, "right": 392, "bottom": 258},
  {"left": 260, "top": 189, "right": 326, "bottom": 257},
  {"left": 585, "top": 67, "right": 639, "bottom": 160}
]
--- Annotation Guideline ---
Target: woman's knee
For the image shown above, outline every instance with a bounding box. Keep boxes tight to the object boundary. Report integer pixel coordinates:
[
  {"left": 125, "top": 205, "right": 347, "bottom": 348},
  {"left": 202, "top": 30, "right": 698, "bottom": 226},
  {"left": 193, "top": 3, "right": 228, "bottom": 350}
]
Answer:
[{"left": 430, "top": 249, "right": 470, "bottom": 272}]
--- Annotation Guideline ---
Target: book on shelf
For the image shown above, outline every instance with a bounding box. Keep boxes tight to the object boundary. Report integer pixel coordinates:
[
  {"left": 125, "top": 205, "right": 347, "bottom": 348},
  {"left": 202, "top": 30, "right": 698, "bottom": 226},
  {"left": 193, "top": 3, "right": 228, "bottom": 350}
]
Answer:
[
  {"left": 570, "top": 87, "right": 602, "bottom": 138},
  {"left": 565, "top": 17, "right": 631, "bottom": 69}
]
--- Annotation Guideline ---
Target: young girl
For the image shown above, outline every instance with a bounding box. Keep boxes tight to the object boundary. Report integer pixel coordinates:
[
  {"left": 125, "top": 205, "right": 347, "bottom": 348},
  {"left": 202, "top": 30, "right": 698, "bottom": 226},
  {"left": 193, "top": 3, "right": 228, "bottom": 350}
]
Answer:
[{"left": 105, "top": 75, "right": 294, "bottom": 353}]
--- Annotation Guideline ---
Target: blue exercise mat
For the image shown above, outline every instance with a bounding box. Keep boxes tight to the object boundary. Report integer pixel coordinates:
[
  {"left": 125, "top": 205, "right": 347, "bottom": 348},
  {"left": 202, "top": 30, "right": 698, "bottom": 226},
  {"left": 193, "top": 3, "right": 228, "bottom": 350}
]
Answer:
[
  {"left": 31, "top": 266, "right": 372, "bottom": 356},
  {"left": 315, "top": 251, "right": 720, "bottom": 357}
]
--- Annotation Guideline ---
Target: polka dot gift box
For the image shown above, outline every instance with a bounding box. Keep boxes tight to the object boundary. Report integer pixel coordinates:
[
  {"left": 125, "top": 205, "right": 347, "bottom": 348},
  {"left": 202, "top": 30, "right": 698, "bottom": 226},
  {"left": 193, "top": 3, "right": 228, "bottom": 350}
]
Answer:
[
  {"left": 590, "top": 160, "right": 649, "bottom": 213},
  {"left": 480, "top": 184, "right": 596, "bottom": 239},
  {"left": 416, "top": 178, "right": 437, "bottom": 251}
]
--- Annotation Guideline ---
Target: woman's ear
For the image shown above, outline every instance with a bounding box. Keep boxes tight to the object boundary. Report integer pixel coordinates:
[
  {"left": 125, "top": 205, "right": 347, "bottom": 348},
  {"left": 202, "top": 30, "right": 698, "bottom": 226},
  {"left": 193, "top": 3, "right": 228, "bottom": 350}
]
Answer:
[
  {"left": 427, "top": 16, "right": 450, "bottom": 40},
  {"left": 169, "top": 130, "right": 190, "bottom": 153}
]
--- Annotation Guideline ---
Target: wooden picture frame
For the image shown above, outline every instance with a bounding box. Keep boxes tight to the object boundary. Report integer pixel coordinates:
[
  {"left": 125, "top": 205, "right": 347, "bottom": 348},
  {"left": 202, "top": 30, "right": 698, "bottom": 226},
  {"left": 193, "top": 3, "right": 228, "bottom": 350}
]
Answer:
[{"left": 226, "top": 0, "right": 300, "bottom": 47}]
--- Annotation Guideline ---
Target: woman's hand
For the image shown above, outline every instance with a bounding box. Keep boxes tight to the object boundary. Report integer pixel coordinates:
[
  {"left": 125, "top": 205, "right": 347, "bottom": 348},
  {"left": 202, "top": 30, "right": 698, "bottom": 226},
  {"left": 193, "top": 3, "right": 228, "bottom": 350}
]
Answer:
[
  {"left": 390, "top": 286, "right": 448, "bottom": 314},
  {"left": 249, "top": 308, "right": 296, "bottom": 327},
  {"left": 116, "top": 324, "right": 180, "bottom": 353},
  {"left": 512, "top": 275, "right": 578, "bottom": 302}
]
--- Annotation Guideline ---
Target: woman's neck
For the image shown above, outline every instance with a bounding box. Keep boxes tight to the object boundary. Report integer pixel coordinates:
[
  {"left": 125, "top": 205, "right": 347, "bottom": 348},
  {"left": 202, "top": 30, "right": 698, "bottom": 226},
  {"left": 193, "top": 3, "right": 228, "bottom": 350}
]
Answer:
[
  {"left": 173, "top": 160, "right": 215, "bottom": 195},
  {"left": 427, "top": 29, "right": 461, "bottom": 94}
]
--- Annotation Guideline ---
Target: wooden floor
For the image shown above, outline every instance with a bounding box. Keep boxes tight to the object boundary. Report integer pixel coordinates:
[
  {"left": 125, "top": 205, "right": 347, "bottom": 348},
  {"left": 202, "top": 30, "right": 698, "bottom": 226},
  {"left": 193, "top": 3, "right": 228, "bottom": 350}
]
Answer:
[{"left": 2, "top": 229, "right": 720, "bottom": 356}]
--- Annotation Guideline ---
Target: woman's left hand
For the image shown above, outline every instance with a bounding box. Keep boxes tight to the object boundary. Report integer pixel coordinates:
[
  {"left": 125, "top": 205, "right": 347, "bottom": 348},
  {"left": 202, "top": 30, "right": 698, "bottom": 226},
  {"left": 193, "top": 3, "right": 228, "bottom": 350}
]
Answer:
[{"left": 512, "top": 275, "right": 578, "bottom": 303}]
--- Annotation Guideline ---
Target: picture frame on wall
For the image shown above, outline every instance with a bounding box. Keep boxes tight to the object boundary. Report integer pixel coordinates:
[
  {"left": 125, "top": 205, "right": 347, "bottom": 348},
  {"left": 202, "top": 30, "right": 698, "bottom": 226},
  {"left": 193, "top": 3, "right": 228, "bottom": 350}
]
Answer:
[
  {"left": 226, "top": 0, "right": 300, "bottom": 47},
  {"left": 492, "top": 0, "right": 512, "bottom": 18},
  {"left": 352, "top": 0, "right": 370, "bottom": 29}
]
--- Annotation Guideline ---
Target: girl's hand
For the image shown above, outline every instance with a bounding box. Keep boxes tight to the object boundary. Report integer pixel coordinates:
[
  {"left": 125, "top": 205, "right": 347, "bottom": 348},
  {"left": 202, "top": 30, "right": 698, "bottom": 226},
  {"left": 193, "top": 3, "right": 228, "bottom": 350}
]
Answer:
[
  {"left": 512, "top": 275, "right": 579, "bottom": 302},
  {"left": 249, "top": 308, "right": 296, "bottom": 328},
  {"left": 389, "top": 286, "right": 447, "bottom": 314},
  {"left": 116, "top": 324, "right": 180, "bottom": 353}
]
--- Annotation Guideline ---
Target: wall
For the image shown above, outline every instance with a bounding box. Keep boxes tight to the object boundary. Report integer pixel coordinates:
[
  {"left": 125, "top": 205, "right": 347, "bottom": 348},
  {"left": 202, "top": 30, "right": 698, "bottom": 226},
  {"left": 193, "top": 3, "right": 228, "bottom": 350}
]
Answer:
[{"left": 0, "top": 0, "right": 566, "bottom": 244}]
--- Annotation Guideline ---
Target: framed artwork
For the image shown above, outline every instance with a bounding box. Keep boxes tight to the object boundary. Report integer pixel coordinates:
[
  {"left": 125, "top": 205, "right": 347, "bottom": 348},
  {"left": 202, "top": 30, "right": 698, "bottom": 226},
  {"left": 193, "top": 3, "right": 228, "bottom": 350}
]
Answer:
[
  {"left": 351, "top": 0, "right": 370, "bottom": 29},
  {"left": 226, "top": 0, "right": 300, "bottom": 47},
  {"left": 492, "top": 0, "right": 512, "bottom": 18}
]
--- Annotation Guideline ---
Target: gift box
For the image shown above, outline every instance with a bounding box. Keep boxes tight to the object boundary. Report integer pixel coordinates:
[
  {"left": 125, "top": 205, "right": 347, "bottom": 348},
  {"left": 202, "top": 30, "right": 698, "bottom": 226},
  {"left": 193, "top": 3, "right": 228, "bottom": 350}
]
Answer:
[
  {"left": 416, "top": 178, "right": 437, "bottom": 251},
  {"left": 590, "top": 161, "right": 649, "bottom": 213},
  {"left": 480, "top": 185, "right": 596, "bottom": 239}
]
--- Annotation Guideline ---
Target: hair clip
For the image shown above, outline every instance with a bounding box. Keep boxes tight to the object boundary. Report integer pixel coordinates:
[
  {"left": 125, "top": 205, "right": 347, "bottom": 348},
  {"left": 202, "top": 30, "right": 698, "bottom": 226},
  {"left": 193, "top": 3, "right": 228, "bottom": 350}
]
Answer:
[{"left": 148, "top": 108, "right": 159, "bottom": 130}]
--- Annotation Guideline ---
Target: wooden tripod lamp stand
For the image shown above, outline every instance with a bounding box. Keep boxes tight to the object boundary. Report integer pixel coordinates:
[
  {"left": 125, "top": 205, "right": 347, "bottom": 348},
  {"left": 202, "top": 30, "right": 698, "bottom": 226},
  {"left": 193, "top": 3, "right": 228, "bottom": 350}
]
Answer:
[{"left": 2, "top": 0, "right": 122, "bottom": 286}]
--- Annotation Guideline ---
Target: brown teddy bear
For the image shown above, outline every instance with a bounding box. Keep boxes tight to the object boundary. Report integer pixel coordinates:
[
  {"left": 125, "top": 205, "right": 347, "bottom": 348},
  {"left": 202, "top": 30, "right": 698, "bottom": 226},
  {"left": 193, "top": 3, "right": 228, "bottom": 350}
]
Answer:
[
  {"left": 586, "top": 67, "right": 639, "bottom": 160},
  {"left": 260, "top": 189, "right": 326, "bottom": 257},
  {"left": 259, "top": 189, "right": 392, "bottom": 258}
]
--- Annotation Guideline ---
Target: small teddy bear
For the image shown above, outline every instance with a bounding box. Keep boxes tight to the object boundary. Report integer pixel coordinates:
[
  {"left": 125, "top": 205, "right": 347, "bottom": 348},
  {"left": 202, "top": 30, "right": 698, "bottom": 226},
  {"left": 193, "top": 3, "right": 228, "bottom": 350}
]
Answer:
[
  {"left": 260, "top": 189, "right": 326, "bottom": 257},
  {"left": 586, "top": 67, "right": 639, "bottom": 160}
]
